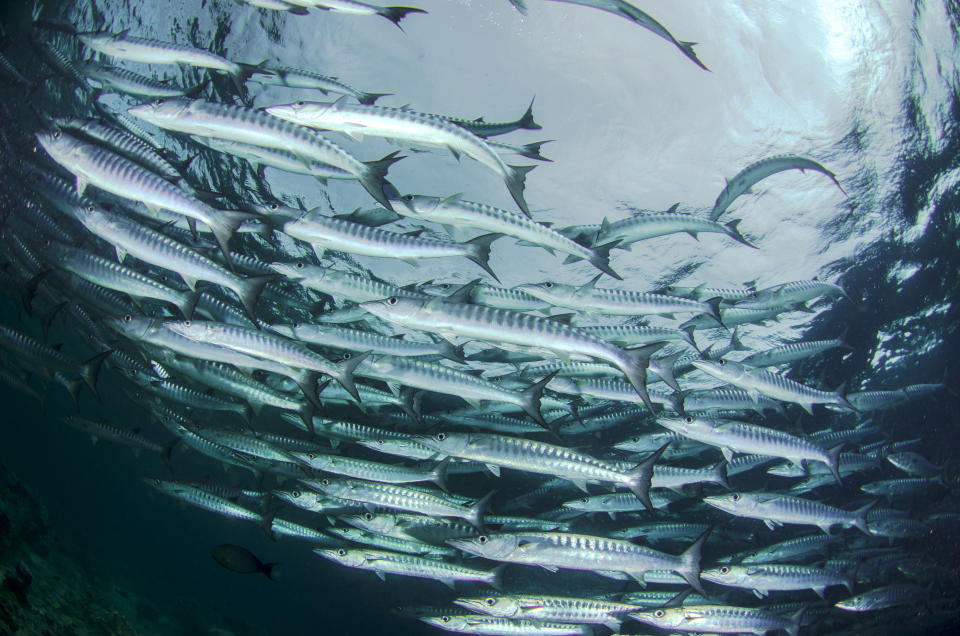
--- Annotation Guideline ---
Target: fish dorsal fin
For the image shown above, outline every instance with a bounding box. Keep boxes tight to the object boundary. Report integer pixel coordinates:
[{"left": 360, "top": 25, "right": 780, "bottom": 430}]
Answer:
[
  {"left": 666, "top": 202, "right": 681, "bottom": 213},
  {"left": 473, "top": 116, "right": 485, "bottom": 122},
  {"left": 440, "top": 193, "right": 463, "bottom": 206},
  {"left": 577, "top": 274, "right": 603, "bottom": 294},
  {"left": 547, "top": 313, "right": 575, "bottom": 325},
  {"left": 446, "top": 279, "right": 481, "bottom": 304}
]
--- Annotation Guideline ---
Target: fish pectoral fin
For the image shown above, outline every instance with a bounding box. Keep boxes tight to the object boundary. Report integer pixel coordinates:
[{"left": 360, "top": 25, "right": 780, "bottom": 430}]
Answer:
[
  {"left": 537, "top": 564, "right": 559, "bottom": 573},
  {"left": 345, "top": 130, "right": 364, "bottom": 143},
  {"left": 570, "top": 479, "right": 589, "bottom": 493},
  {"left": 374, "top": 571, "right": 386, "bottom": 582},
  {"left": 75, "top": 175, "right": 89, "bottom": 196},
  {"left": 484, "top": 463, "right": 501, "bottom": 477},
  {"left": 311, "top": 244, "right": 326, "bottom": 261},
  {"left": 720, "top": 447, "right": 735, "bottom": 462},
  {"left": 763, "top": 519, "right": 778, "bottom": 530},
  {"left": 114, "top": 246, "right": 128, "bottom": 263},
  {"left": 180, "top": 275, "right": 198, "bottom": 291}
]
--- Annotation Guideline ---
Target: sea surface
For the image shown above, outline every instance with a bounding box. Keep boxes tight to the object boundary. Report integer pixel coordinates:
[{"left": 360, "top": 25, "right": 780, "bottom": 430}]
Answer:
[{"left": 0, "top": 1, "right": 958, "bottom": 634}]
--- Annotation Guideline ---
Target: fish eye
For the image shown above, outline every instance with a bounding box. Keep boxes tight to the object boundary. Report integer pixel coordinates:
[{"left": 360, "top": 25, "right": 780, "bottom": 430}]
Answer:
[
  {"left": 684, "top": 415, "right": 694, "bottom": 423},
  {"left": 719, "top": 566, "right": 730, "bottom": 574},
  {"left": 341, "top": 353, "right": 351, "bottom": 360},
  {"left": 183, "top": 320, "right": 191, "bottom": 327},
  {"left": 484, "top": 598, "right": 495, "bottom": 606},
  {"left": 153, "top": 479, "right": 161, "bottom": 486},
  {"left": 478, "top": 536, "right": 488, "bottom": 544},
  {"left": 718, "top": 359, "right": 726, "bottom": 366},
  {"left": 436, "top": 433, "right": 446, "bottom": 441},
  {"left": 732, "top": 493, "right": 740, "bottom": 501},
  {"left": 544, "top": 282, "right": 553, "bottom": 288},
  {"left": 387, "top": 297, "right": 398, "bottom": 305},
  {"left": 337, "top": 549, "right": 346, "bottom": 556},
  {"left": 155, "top": 98, "right": 164, "bottom": 106},
  {"left": 654, "top": 609, "right": 665, "bottom": 618},
  {"left": 580, "top": 497, "right": 589, "bottom": 503},
  {"left": 270, "top": 203, "right": 279, "bottom": 210},
  {"left": 296, "top": 101, "right": 305, "bottom": 107},
  {"left": 296, "top": 262, "right": 304, "bottom": 269},
  {"left": 122, "top": 314, "right": 132, "bottom": 323},
  {"left": 631, "top": 436, "right": 639, "bottom": 442},
  {"left": 292, "top": 322, "right": 300, "bottom": 328},
  {"left": 292, "top": 490, "right": 301, "bottom": 497},
  {"left": 307, "top": 452, "right": 316, "bottom": 459},
  {"left": 321, "top": 479, "right": 330, "bottom": 486},
  {"left": 52, "top": 131, "right": 61, "bottom": 139},
  {"left": 441, "top": 616, "right": 450, "bottom": 623},
  {"left": 87, "top": 205, "right": 95, "bottom": 212},
  {"left": 364, "top": 512, "right": 374, "bottom": 520}
]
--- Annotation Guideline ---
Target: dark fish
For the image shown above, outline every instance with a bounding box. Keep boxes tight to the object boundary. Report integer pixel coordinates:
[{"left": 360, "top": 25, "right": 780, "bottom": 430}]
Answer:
[{"left": 211, "top": 544, "right": 279, "bottom": 581}]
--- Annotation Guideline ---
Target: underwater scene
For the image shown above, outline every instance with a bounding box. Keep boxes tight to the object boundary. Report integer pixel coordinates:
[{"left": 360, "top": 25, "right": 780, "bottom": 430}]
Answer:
[{"left": 0, "top": 0, "right": 959, "bottom": 634}]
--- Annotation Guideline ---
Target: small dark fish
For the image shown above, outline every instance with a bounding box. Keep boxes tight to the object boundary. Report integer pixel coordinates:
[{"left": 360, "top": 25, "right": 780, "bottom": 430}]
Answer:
[{"left": 211, "top": 544, "right": 279, "bottom": 581}]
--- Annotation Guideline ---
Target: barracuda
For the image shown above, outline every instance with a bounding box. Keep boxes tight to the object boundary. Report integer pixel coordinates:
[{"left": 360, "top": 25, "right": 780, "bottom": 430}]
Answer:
[
  {"left": 704, "top": 492, "right": 875, "bottom": 534},
  {"left": 326, "top": 527, "right": 455, "bottom": 557},
  {"left": 412, "top": 431, "right": 667, "bottom": 510},
  {"left": 316, "top": 547, "right": 500, "bottom": 589},
  {"left": 711, "top": 154, "right": 845, "bottom": 220},
  {"left": 516, "top": 278, "right": 722, "bottom": 323},
  {"left": 0, "top": 325, "right": 109, "bottom": 397},
  {"left": 280, "top": 213, "right": 501, "bottom": 281},
  {"left": 736, "top": 534, "right": 839, "bottom": 564},
  {"left": 692, "top": 359, "right": 855, "bottom": 414},
  {"left": 448, "top": 528, "right": 711, "bottom": 594},
  {"left": 593, "top": 208, "right": 755, "bottom": 249},
  {"left": 164, "top": 319, "right": 367, "bottom": 404},
  {"left": 392, "top": 194, "right": 619, "bottom": 279},
  {"left": 49, "top": 242, "right": 199, "bottom": 319},
  {"left": 77, "top": 30, "right": 253, "bottom": 78},
  {"left": 144, "top": 478, "right": 263, "bottom": 523},
  {"left": 740, "top": 336, "right": 852, "bottom": 367},
  {"left": 54, "top": 117, "right": 184, "bottom": 182},
  {"left": 442, "top": 98, "right": 541, "bottom": 138},
  {"left": 360, "top": 294, "right": 665, "bottom": 411},
  {"left": 680, "top": 387, "right": 787, "bottom": 417},
  {"left": 560, "top": 491, "right": 682, "bottom": 516},
  {"left": 308, "top": 478, "right": 491, "bottom": 531},
  {"left": 62, "top": 416, "right": 171, "bottom": 465},
  {"left": 268, "top": 261, "right": 423, "bottom": 304},
  {"left": 267, "top": 322, "right": 463, "bottom": 362},
  {"left": 189, "top": 136, "right": 355, "bottom": 181},
  {"left": 544, "top": 0, "right": 708, "bottom": 70},
  {"left": 82, "top": 62, "right": 209, "bottom": 98},
  {"left": 64, "top": 205, "right": 273, "bottom": 323},
  {"left": 703, "top": 563, "right": 852, "bottom": 598},
  {"left": 579, "top": 323, "right": 698, "bottom": 350},
  {"left": 358, "top": 355, "right": 558, "bottom": 427},
  {"left": 631, "top": 604, "right": 805, "bottom": 636},
  {"left": 454, "top": 594, "right": 639, "bottom": 630},
  {"left": 423, "top": 615, "right": 591, "bottom": 635},
  {"left": 736, "top": 278, "right": 852, "bottom": 310},
  {"left": 38, "top": 131, "right": 252, "bottom": 265},
  {"left": 280, "top": 1, "right": 426, "bottom": 29},
  {"left": 127, "top": 98, "right": 400, "bottom": 210},
  {"left": 250, "top": 66, "right": 389, "bottom": 105},
  {"left": 287, "top": 451, "right": 448, "bottom": 490},
  {"left": 658, "top": 415, "right": 843, "bottom": 484},
  {"left": 264, "top": 99, "right": 534, "bottom": 216}
]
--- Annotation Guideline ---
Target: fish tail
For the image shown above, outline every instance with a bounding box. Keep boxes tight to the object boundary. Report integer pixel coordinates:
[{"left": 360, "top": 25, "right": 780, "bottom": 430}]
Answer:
[
  {"left": 178, "top": 290, "right": 201, "bottom": 320},
  {"left": 853, "top": 500, "right": 877, "bottom": 535},
  {"left": 399, "top": 387, "right": 422, "bottom": 424},
  {"left": 678, "top": 41, "right": 710, "bottom": 71},
  {"left": 587, "top": 240, "right": 622, "bottom": 280},
  {"left": 681, "top": 324, "right": 700, "bottom": 353},
  {"left": 729, "top": 326, "right": 748, "bottom": 351},
  {"left": 827, "top": 443, "right": 844, "bottom": 485},
  {"left": 361, "top": 151, "right": 404, "bottom": 211},
  {"left": 724, "top": 218, "right": 757, "bottom": 248},
  {"left": 487, "top": 564, "right": 506, "bottom": 592},
  {"left": 651, "top": 350, "right": 684, "bottom": 393},
  {"left": 437, "top": 338, "right": 466, "bottom": 364},
  {"left": 518, "top": 140, "right": 553, "bottom": 162},
  {"left": 376, "top": 6, "right": 428, "bottom": 30},
  {"left": 467, "top": 490, "right": 495, "bottom": 533},
  {"left": 505, "top": 164, "right": 536, "bottom": 217},
  {"left": 293, "top": 369, "right": 323, "bottom": 411},
  {"left": 713, "top": 461, "right": 731, "bottom": 490},
  {"left": 678, "top": 526, "right": 712, "bottom": 595},
  {"left": 617, "top": 341, "right": 667, "bottom": 412},
  {"left": 333, "top": 350, "right": 370, "bottom": 403},
  {"left": 40, "top": 301, "right": 68, "bottom": 342},
  {"left": 358, "top": 92, "right": 391, "bottom": 106},
  {"left": 295, "top": 401, "right": 316, "bottom": 434},
  {"left": 431, "top": 456, "right": 450, "bottom": 493},
  {"left": 234, "top": 273, "right": 279, "bottom": 326},
  {"left": 21, "top": 269, "right": 54, "bottom": 317},
  {"left": 787, "top": 606, "right": 808, "bottom": 636},
  {"left": 79, "top": 349, "right": 113, "bottom": 400},
  {"left": 235, "top": 59, "right": 273, "bottom": 83},
  {"left": 261, "top": 562, "right": 281, "bottom": 582},
  {"left": 702, "top": 296, "right": 725, "bottom": 326},
  {"left": 210, "top": 209, "right": 257, "bottom": 269},
  {"left": 60, "top": 375, "right": 83, "bottom": 408},
  {"left": 625, "top": 442, "right": 669, "bottom": 511},
  {"left": 518, "top": 97, "right": 541, "bottom": 130},
  {"left": 160, "top": 439, "right": 177, "bottom": 473},
  {"left": 519, "top": 370, "right": 558, "bottom": 431},
  {"left": 464, "top": 233, "right": 502, "bottom": 282}
]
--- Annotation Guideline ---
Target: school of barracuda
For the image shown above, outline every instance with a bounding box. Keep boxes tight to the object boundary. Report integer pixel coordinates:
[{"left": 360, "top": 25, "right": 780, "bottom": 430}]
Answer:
[{"left": 0, "top": 0, "right": 954, "bottom": 634}]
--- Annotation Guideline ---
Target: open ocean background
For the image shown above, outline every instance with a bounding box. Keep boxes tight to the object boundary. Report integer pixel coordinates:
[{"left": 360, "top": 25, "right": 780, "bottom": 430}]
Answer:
[{"left": 0, "top": 0, "right": 958, "bottom": 634}]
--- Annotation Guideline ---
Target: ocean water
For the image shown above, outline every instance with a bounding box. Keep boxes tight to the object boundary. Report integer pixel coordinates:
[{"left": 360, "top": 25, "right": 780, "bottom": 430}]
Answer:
[{"left": 0, "top": 0, "right": 958, "bottom": 634}]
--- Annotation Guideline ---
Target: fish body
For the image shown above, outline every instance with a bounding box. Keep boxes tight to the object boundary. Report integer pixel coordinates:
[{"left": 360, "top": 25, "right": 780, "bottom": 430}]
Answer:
[
  {"left": 595, "top": 210, "right": 754, "bottom": 248},
  {"left": 264, "top": 99, "right": 533, "bottom": 215},
  {"left": 280, "top": 0, "right": 426, "bottom": 29},
  {"left": 630, "top": 604, "right": 802, "bottom": 635},
  {"left": 740, "top": 337, "right": 852, "bottom": 367},
  {"left": 702, "top": 563, "right": 852, "bottom": 598},
  {"left": 251, "top": 66, "right": 388, "bottom": 104},
  {"left": 211, "top": 544, "right": 279, "bottom": 580},
  {"left": 78, "top": 31, "right": 243, "bottom": 76},
  {"left": 704, "top": 492, "right": 874, "bottom": 534},
  {"left": 691, "top": 359, "right": 854, "bottom": 414},
  {"left": 711, "top": 155, "right": 844, "bottom": 220}
]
